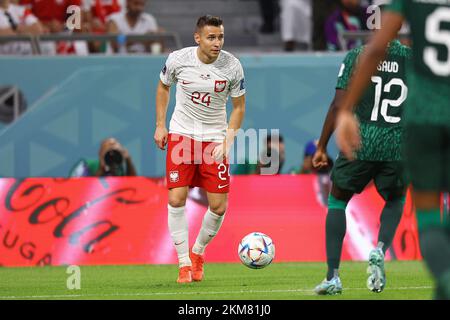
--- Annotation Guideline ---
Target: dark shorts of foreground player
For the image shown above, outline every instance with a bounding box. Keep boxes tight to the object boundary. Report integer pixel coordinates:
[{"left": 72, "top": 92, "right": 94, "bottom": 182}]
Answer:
[
  {"left": 331, "top": 155, "right": 407, "bottom": 200},
  {"left": 404, "top": 124, "right": 450, "bottom": 192},
  {"left": 166, "top": 133, "right": 230, "bottom": 193}
]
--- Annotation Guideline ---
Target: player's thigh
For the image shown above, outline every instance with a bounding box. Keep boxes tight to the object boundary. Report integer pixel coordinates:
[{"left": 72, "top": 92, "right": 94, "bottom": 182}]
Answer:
[
  {"left": 166, "top": 133, "right": 197, "bottom": 190},
  {"left": 330, "top": 184, "right": 354, "bottom": 202},
  {"left": 373, "top": 161, "right": 407, "bottom": 201},
  {"left": 206, "top": 192, "right": 228, "bottom": 216},
  {"left": 168, "top": 186, "right": 190, "bottom": 208},
  {"left": 331, "top": 155, "right": 374, "bottom": 196},
  {"left": 404, "top": 124, "right": 447, "bottom": 192}
]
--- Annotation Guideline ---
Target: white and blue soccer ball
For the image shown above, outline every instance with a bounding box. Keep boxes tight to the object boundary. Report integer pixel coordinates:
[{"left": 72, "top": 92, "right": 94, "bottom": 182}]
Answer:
[{"left": 238, "top": 232, "right": 275, "bottom": 269}]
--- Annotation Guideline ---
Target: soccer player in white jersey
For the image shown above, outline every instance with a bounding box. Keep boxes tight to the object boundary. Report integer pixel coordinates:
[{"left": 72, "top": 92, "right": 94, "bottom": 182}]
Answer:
[{"left": 153, "top": 15, "right": 246, "bottom": 283}]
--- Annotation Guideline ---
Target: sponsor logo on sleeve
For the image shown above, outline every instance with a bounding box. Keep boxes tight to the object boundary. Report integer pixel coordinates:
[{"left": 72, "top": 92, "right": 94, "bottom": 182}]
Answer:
[
  {"left": 162, "top": 65, "right": 167, "bottom": 75},
  {"left": 240, "top": 78, "right": 245, "bottom": 90}
]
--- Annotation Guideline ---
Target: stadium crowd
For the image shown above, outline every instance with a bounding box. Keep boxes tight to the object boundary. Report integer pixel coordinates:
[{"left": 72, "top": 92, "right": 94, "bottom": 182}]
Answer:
[
  {"left": 0, "top": 0, "right": 382, "bottom": 55},
  {"left": 0, "top": 0, "right": 160, "bottom": 54}
]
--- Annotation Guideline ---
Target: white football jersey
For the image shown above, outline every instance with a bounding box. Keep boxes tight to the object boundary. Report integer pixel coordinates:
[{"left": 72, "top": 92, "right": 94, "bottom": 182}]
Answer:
[{"left": 160, "top": 46, "right": 246, "bottom": 142}]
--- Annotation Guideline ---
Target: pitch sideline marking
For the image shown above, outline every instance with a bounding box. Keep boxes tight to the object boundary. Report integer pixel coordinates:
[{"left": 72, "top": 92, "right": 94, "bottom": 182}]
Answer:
[{"left": 0, "top": 286, "right": 433, "bottom": 299}]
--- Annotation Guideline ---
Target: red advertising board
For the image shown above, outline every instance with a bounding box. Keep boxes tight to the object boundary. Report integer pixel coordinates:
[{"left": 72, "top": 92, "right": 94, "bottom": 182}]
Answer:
[{"left": 0, "top": 176, "right": 420, "bottom": 267}]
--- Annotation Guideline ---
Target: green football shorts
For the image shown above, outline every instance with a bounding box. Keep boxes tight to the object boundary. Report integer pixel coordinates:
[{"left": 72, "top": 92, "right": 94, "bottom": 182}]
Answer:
[{"left": 331, "top": 155, "right": 407, "bottom": 200}]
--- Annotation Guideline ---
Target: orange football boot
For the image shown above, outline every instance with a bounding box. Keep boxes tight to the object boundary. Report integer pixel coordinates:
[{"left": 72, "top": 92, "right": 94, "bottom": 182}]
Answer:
[
  {"left": 177, "top": 266, "right": 192, "bottom": 283},
  {"left": 190, "top": 250, "right": 204, "bottom": 281}
]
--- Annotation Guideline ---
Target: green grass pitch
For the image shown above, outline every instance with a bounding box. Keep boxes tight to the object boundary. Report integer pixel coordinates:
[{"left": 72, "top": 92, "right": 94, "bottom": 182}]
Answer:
[{"left": 0, "top": 261, "right": 433, "bottom": 300}]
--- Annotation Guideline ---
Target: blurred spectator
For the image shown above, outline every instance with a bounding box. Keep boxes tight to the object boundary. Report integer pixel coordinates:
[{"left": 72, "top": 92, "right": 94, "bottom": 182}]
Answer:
[
  {"left": 85, "top": 0, "right": 124, "bottom": 27},
  {"left": 70, "top": 137, "right": 137, "bottom": 177},
  {"left": 258, "top": 0, "right": 279, "bottom": 34},
  {"left": 233, "top": 133, "right": 285, "bottom": 175},
  {"left": 19, "top": 0, "right": 90, "bottom": 55},
  {"left": 256, "top": 133, "right": 285, "bottom": 175},
  {"left": 312, "top": 0, "right": 339, "bottom": 51},
  {"left": 83, "top": 0, "right": 124, "bottom": 53},
  {"left": 106, "top": 0, "right": 160, "bottom": 54},
  {"left": 299, "top": 139, "right": 318, "bottom": 174},
  {"left": 325, "top": 0, "right": 370, "bottom": 51},
  {"left": 0, "top": 0, "right": 43, "bottom": 54},
  {"left": 20, "top": 0, "right": 82, "bottom": 33},
  {"left": 280, "top": 0, "right": 312, "bottom": 51}
]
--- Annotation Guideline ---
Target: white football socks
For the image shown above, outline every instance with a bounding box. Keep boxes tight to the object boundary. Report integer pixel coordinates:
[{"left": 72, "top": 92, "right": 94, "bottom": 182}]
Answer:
[
  {"left": 192, "top": 208, "right": 225, "bottom": 255},
  {"left": 168, "top": 204, "right": 191, "bottom": 267}
]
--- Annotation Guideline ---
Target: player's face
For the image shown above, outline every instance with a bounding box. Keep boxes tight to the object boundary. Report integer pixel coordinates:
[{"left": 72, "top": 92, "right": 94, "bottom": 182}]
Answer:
[{"left": 195, "top": 25, "right": 225, "bottom": 60}]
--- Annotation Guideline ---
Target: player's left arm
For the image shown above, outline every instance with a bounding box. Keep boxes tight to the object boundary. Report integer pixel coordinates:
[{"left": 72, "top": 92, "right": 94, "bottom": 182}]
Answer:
[
  {"left": 212, "top": 94, "right": 246, "bottom": 161},
  {"left": 336, "top": 11, "right": 404, "bottom": 159},
  {"left": 227, "top": 93, "right": 246, "bottom": 143}
]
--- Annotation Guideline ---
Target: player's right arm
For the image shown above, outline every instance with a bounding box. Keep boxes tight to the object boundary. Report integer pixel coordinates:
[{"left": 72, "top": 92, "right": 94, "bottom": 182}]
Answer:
[
  {"left": 313, "top": 49, "right": 358, "bottom": 168},
  {"left": 154, "top": 53, "right": 178, "bottom": 150},
  {"left": 154, "top": 80, "right": 170, "bottom": 150},
  {"left": 313, "top": 89, "right": 345, "bottom": 169}
]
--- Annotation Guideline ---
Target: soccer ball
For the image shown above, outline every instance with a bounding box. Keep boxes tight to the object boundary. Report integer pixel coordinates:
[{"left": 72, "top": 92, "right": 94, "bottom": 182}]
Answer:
[{"left": 238, "top": 232, "right": 275, "bottom": 269}]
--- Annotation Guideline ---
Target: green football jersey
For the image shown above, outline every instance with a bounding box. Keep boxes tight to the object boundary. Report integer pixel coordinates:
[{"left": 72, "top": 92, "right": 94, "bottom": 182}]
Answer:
[
  {"left": 387, "top": 0, "right": 450, "bottom": 125},
  {"left": 337, "top": 41, "right": 412, "bottom": 161}
]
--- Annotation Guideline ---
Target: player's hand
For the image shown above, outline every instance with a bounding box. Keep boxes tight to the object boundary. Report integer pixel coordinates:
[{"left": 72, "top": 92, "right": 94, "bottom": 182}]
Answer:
[
  {"left": 154, "top": 126, "right": 168, "bottom": 150},
  {"left": 212, "top": 142, "right": 230, "bottom": 162},
  {"left": 335, "top": 110, "right": 361, "bottom": 160},
  {"left": 312, "top": 148, "right": 328, "bottom": 169}
]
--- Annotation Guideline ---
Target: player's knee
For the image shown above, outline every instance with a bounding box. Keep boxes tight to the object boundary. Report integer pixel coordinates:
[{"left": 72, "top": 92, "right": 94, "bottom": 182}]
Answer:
[
  {"left": 328, "top": 194, "right": 348, "bottom": 211},
  {"left": 385, "top": 195, "right": 406, "bottom": 206},
  {"left": 209, "top": 202, "right": 227, "bottom": 216},
  {"left": 168, "top": 197, "right": 187, "bottom": 208},
  {"left": 168, "top": 188, "right": 188, "bottom": 207},
  {"left": 331, "top": 185, "right": 353, "bottom": 202},
  {"left": 383, "top": 189, "right": 407, "bottom": 204}
]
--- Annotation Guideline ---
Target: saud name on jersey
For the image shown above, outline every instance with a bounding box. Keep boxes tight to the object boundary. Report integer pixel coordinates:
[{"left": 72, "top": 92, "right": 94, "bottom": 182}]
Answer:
[{"left": 377, "top": 60, "right": 399, "bottom": 73}]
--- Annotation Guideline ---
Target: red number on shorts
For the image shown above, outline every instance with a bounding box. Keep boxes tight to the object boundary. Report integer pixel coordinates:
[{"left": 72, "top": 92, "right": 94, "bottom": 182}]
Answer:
[{"left": 191, "top": 92, "right": 211, "bottom": 107}]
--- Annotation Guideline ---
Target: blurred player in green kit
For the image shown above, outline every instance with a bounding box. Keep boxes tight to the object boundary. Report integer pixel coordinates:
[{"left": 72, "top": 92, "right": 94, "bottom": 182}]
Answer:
[
  {"left": 313, "top": 5, "right": 411, "bottom": 294},
  {"left": 336, "top": 0, "right": 450, "bottom": 300}
]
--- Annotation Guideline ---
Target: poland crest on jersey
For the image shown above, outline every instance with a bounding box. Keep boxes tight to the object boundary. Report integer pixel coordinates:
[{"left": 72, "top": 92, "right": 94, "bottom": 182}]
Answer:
[
  {"left": 169, "top": 171, "right": 179, "bottom": 182},
  {"left": 214, "top": 80, "right": 227, "bottom": 92}
]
